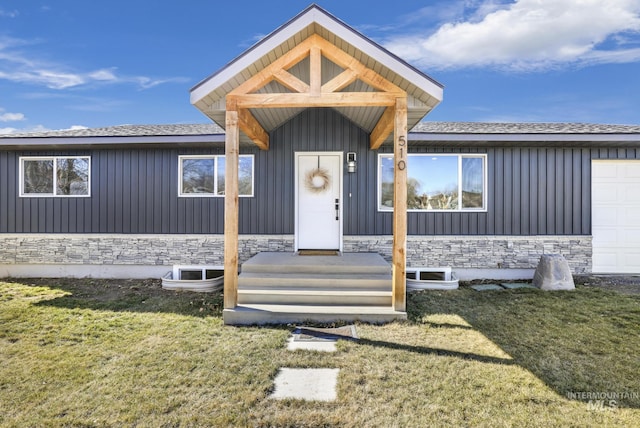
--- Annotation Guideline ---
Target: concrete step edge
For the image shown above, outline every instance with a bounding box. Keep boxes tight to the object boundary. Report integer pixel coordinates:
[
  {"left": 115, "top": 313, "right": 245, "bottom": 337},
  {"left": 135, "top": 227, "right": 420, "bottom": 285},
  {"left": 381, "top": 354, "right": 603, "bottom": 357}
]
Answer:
[
  {"left": 229, "top": 304, "right": 405, "bottom": 314},
  {"left": 238, "top": 288, "right": 392, "bottom": 296},
  {"left": 238, "top": 280, "right": 391, "bottom": 288},
  {"left": 239, "top": 272, "right": 392, "bottom": 280},
  {"left": 241, "top": 265, "right": 391, "bottom": 275}
]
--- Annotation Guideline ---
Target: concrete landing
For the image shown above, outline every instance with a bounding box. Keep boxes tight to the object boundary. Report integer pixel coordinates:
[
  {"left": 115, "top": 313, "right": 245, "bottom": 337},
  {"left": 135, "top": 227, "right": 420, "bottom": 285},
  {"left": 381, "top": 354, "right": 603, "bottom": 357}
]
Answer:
[{"left": 241, "top": 251, "right": 391, "bottom": 274}]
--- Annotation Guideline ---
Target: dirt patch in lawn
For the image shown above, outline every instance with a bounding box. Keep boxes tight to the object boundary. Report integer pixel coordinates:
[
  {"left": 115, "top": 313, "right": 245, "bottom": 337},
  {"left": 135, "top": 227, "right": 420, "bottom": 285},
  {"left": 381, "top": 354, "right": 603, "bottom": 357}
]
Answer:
[
  {"left": 8, "top": 277, "right": 223, "bottom": 317},
  {"left": 15, "top": 277, "right": 166, "bottom": 301},
  {"left": 574, "top": 274, "right": 640, "bottom": 295},
  {"left": 460, "top": 275, "right": 640, "bottom": 295}
]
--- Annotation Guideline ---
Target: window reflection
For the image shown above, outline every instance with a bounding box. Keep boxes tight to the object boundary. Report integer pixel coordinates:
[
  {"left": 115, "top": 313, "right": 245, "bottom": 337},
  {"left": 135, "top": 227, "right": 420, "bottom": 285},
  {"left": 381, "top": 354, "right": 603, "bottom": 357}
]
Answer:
[{"left": 379, "top": 154, "right": 485, "bottom": 211}]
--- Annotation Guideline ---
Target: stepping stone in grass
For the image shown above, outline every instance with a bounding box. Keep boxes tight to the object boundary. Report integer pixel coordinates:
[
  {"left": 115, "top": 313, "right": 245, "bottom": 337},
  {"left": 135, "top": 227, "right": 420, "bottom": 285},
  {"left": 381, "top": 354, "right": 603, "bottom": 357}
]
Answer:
[
  {"left": 270, "top": 368, "right": 339, "bottom": 402},
  {"left": 287, "top": 336, "right": 337, "bottom": 352},
  {"left": 501, "top": 282, "right": 536, "bottom": 290},
  {"left": 470, "top": 284, "right": 505, "bottom": 291},
  {"left": 287, "top": 325, "right": 358, "bottom": 352}
]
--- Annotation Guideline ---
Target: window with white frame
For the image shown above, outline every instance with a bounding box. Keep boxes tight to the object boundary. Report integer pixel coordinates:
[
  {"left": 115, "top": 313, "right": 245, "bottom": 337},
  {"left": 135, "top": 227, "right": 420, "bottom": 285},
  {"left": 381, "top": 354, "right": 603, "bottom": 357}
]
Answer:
[
  {"left": 378, "top": 153, "right": 487, "bottom": 211},
  {"left": 179, "top": 155, "right": 254, "bottom": 197},
  {"left": 20, "top": 156, "right": 90, "bottom": 197}
]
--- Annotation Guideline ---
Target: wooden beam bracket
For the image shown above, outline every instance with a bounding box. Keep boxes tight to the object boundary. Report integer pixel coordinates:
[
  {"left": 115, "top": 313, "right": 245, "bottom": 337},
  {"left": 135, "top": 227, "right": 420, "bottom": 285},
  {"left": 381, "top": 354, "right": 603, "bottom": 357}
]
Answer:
[
  {"left": 238, "top": 108, "right": 269, "bottom": 150},
  {"left": 370, "top": 106, "right": 395, "bottom": 149}
]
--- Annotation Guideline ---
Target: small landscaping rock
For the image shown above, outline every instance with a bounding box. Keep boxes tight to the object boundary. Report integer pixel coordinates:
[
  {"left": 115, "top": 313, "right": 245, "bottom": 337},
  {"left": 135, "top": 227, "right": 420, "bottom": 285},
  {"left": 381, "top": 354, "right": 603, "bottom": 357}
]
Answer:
[{"left": 533, "top": 254, "right": 575, "bottom": 291}]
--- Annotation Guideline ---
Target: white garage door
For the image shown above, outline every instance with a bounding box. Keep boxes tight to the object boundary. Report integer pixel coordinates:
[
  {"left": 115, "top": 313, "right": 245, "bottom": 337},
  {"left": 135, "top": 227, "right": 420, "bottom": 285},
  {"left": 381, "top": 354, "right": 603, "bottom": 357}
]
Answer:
[{"left": 592, "top": 160, "right": 640, "bottom": 273}]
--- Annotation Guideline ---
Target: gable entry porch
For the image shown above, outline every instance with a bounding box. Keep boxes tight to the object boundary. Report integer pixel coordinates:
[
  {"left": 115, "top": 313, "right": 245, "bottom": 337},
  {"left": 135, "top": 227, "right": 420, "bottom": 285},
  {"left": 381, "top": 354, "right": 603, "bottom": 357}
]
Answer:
[{"left": 190, "top": 5, "right": 443, "bottom": 324}]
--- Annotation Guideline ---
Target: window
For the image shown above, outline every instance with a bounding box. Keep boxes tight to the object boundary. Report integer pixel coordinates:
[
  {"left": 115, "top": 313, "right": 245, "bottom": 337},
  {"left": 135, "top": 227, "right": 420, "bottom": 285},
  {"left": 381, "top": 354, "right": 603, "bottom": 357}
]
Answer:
[
  {"left": 20, "top": 156, "right": 90, "bottom": 197},
  {"left": 179, "top": 155, "right": 254, "bottom": 197},
  {"left": 378, "top": 154, "right": 486, "bottom": 211}
]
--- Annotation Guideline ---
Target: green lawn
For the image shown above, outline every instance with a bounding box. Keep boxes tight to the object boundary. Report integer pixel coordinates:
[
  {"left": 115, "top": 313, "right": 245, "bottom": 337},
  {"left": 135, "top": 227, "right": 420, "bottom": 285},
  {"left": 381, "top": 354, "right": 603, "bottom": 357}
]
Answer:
[{"left": 1, "top": 278, "right": 639, "bottom": 427}]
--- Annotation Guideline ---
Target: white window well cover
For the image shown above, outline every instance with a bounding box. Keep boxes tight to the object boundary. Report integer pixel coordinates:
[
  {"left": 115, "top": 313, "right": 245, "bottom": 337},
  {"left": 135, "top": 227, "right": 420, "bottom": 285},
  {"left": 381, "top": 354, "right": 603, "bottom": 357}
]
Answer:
[
  {"left": 162, "top": 265, "right": 224, "bottom": 293},
  {"left": 172, "top": 265, "right": 224, "bottom": 280}
]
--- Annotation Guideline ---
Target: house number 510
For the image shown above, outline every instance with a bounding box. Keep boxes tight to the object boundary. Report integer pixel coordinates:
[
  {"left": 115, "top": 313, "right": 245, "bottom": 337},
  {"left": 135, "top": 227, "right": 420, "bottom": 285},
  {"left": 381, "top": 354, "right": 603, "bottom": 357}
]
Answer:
[{"left": 397, "top": 135, "right": 406, "bottom": 170}]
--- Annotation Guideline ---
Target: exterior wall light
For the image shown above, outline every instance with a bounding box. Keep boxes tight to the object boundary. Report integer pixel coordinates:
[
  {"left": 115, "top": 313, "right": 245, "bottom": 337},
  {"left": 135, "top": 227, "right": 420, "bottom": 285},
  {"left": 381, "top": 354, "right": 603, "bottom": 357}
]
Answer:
[{"left": 347, "top": 152, "right": 357, "bottom": 173}]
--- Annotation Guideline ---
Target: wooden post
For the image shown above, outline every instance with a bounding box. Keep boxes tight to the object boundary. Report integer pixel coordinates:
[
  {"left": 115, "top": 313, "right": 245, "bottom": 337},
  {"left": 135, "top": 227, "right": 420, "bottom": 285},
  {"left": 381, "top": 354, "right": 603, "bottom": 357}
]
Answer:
[
  {"left": 224, "top": 108, "right": 240, "bottom": 309},
  {"left": 392, "top": 97, "right": 407, "bottom": 312},
  {"left": 309, "top": 46, "right": 321, "bottom": 97}
]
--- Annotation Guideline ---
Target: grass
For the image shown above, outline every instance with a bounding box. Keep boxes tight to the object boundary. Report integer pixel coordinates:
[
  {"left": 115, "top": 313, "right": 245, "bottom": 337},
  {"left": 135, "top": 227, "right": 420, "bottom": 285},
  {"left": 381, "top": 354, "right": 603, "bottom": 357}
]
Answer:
[{"left": 1, "top": 278, "right": 639, "bottom": 427}]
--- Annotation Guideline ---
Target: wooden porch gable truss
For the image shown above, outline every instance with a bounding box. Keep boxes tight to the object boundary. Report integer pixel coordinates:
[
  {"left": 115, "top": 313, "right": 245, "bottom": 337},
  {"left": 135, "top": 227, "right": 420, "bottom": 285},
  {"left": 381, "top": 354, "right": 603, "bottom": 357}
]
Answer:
[{"left": 225, "top": 34, "right": 406, "bottom": 150}]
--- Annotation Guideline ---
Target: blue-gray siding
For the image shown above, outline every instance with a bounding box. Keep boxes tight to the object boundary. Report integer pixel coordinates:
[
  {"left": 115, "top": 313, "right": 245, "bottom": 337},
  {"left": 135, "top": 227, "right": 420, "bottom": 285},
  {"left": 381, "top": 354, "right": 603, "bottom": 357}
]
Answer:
[{"left": 1, "top": 109, "right": 639, "bottom": 235}]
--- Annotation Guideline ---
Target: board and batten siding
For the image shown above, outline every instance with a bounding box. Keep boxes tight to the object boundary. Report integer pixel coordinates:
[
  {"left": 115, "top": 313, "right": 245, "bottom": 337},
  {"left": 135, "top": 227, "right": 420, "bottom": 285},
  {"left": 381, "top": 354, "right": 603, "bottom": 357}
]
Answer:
[
  {"left": 396, "top": 147, "right": 638, "bottom": 236},
  {"left": 0, "top": 147, "right": 228, "bottom": 234},
  {"left": 1, "top": 110, "right": 639, "bottom": 236}
]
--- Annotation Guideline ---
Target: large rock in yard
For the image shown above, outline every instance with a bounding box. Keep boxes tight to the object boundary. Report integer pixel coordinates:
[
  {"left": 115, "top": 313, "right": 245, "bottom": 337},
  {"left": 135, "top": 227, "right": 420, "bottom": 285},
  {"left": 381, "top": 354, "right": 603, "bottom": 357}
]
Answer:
[{"left": 532, "top": 254, "right": 575, "bottom": 291}]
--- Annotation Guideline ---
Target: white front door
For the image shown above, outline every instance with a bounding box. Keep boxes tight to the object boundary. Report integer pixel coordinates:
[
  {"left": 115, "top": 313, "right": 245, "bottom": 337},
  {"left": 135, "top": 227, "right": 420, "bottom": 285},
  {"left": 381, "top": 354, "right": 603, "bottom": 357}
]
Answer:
[{"left": 296, "top": 152, "right": 343, "bottom": 251}]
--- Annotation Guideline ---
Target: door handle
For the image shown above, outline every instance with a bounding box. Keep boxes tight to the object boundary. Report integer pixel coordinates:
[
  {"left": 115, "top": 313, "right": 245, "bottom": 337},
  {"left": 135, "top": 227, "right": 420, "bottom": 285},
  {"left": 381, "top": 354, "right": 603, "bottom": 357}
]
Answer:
[{"left": 335, "top": 198, "right": 339, "bottom": 221}]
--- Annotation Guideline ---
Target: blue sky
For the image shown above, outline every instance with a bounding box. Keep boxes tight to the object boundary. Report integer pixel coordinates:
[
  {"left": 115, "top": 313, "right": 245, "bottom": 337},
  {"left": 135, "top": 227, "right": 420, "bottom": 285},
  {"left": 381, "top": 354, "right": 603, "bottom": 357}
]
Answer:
[{"left": 1, "top": 0, "right": 639, "bottom": 134}]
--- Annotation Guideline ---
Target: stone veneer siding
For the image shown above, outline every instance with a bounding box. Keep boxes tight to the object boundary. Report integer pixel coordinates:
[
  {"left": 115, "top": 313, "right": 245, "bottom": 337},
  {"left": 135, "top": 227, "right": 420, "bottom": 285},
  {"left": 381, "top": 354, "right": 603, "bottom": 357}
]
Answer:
[
  {"left": 344, "top": 235, "right": 592, "bottom": 274},
  {"left": 0, "top": 234, "right": 591, "bottom": 274},
  {"left": 0, "top": 234, "right": 290, "bottom": 267}
]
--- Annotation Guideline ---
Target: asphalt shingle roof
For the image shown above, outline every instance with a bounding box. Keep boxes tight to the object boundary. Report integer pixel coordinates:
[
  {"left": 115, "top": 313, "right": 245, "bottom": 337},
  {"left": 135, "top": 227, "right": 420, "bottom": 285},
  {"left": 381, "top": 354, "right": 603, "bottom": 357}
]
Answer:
[
  {"left": 0, "top": 123, "right": 224, "bottom": 139},
  {"left": 410, "top": 121, "right": 640, "bottom": 134},
  {"left": 2, "top": 121, "right": 639, "bottom": 140}
]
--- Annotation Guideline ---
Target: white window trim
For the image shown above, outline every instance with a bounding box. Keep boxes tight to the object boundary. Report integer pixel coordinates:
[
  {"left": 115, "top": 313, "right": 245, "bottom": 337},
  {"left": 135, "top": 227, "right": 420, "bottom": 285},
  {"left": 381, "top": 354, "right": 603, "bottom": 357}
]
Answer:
[
  {"left": 19, "top": 156, "right": 91, "bottom": 198},
  {"left": 178, "top": 154, "right": 254, "bottom": 198},
  {"left": 377, "top": 153, "right": 487, "bottom": 212}
]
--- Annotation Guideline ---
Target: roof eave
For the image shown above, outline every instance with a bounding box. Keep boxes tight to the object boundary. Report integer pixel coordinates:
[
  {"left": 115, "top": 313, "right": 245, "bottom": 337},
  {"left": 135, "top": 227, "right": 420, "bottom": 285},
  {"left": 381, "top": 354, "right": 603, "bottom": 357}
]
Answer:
[
  {"left": 0, "top": 134, "right": 226, "bottom": 150},
  {"left": 4, "top": 129, "right": 639, "bottom": 150},
  {"left": 409, "top": 132, "right": 640, "bottom": 142}
]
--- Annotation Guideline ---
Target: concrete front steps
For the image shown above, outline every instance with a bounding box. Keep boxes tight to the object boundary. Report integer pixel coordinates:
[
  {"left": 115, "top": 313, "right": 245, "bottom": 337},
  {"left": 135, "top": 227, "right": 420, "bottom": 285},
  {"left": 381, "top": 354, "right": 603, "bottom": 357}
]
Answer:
[{"left": 223, "top": 252, "right": 407, "bottom": 325}]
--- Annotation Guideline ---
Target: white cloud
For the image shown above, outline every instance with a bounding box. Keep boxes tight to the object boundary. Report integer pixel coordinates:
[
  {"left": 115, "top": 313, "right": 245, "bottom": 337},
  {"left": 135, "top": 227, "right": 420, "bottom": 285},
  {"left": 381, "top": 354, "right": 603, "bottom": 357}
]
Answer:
[
  {"left": 581, "top": 47, "right": 640, "bottom": 64},
  {"left": 0, "top": 124, "right": 88, "bottom": 135},
  {"left": 0, "top": 69, "right": 86, "bottom": 89},
  {"left": 0, "top": 124, "right": 48, "bottom": 135},
  {"left": 88, "top": 68, "right": 118, "bottom": 82},
  {"left": 133, "top": 76, "right": 189, "bottom": 89},
  {"left": 0, "top": 36, "right": 186, "bottom": 89},
  {"left": 0, "top": 8, "right": 18, "bottom": 18},
  {"left": 0, "top": 109, "right": 25, "bottom": 122},
  {"left": 384, "top": 0, "right": 640, "bottom": 71}
]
